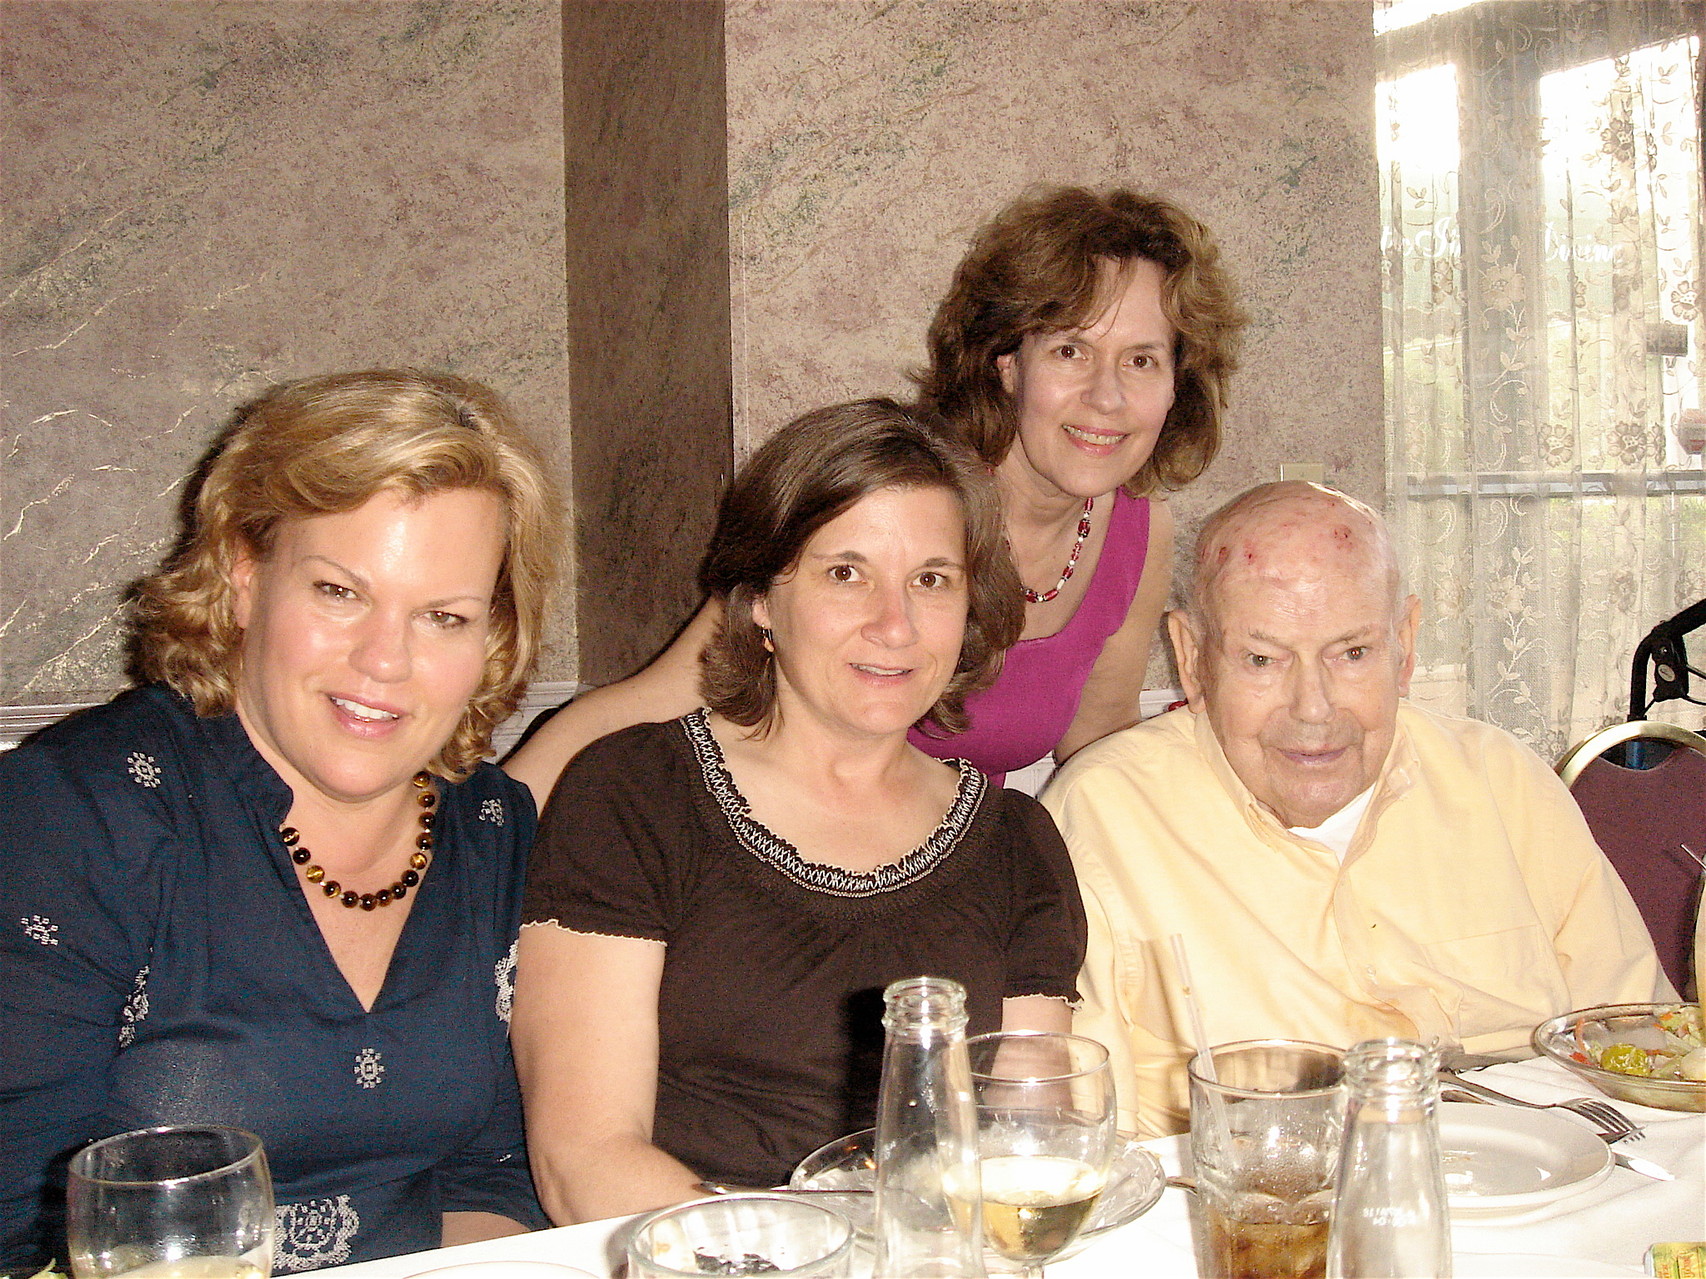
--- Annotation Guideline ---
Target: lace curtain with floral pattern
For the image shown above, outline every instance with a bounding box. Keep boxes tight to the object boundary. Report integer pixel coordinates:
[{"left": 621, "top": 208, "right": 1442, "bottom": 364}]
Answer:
[{"left": 1379, "top": 0, "right": 1705, "bottom": 760}]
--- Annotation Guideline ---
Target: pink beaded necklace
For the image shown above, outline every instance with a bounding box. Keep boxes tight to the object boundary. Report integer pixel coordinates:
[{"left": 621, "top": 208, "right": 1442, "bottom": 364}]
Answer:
[{"left": 1021, "top": 497, "right": 1096, "bottom": 604}]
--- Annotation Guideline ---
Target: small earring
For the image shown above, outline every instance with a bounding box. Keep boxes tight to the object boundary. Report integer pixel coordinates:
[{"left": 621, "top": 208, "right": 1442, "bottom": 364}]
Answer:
[{"left": 760, "top": 627, "right": 774, "bottom": 652}]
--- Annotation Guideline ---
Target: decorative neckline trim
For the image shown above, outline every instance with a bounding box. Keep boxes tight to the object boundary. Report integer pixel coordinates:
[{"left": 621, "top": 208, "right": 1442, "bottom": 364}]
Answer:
[{"left": 680, "top": 709, "right": 985, "bottom": 898}]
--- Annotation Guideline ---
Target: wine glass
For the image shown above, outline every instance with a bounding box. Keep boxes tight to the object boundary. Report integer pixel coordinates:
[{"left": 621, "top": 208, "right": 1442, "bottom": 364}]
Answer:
[
  {"left": 966, "top": 1031, "right": 1116, "bottom": 1277},
  {"left": 67, "top": 1125, "right": 274, "bottom": 1279}
]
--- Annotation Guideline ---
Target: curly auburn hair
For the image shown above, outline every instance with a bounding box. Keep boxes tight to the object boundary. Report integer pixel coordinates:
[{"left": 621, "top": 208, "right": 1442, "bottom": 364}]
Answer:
[
  {"left": 698, "top": 398, "right": 1022, "bottom": 736},
  {"left": 133, "top": 368, "right": 559, "bottom": 779},
  {"left": 915, "top": 185, "right": 1248, "bottom": 496}
]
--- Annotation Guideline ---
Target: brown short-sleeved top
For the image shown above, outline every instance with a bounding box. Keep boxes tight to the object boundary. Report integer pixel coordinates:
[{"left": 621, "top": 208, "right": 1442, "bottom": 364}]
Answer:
[{"left": 523, "top": 711, "right": 1087, "bottom": 1188}]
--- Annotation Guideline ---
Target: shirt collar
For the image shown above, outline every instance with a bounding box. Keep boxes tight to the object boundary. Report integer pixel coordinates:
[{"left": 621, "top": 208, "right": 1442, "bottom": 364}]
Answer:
[{"left": 173, "top": 687, "right": 296, "bottom": 823}]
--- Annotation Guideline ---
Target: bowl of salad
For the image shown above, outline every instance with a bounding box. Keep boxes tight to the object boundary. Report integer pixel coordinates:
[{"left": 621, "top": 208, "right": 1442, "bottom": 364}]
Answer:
[{"left": 1532, "top": 1002, "right": 1706, "bottom": 1112}]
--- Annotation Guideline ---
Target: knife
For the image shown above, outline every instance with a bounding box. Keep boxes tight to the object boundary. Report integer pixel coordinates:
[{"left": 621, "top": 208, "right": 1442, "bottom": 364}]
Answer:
[{"left": 1439, "top": 1090, "right": 1675, "bottom": 1181}]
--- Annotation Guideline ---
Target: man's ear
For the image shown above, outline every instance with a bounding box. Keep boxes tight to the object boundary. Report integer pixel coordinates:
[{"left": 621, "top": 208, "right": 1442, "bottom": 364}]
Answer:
[
  {"left": 1167, "top": 610, "right": 1207, "bottom": 710},
  {"left": 1395, "top": 593, "right": 1421, "bottom": 697}
]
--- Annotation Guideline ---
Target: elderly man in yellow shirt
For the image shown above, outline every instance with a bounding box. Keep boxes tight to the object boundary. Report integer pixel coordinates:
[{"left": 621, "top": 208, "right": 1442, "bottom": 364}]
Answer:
[{"left": 1045, "top": 481, "right": 1668, "bottom": 1136}]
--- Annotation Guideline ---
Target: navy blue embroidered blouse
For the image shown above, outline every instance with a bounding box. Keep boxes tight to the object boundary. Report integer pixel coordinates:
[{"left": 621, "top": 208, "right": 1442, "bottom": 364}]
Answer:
[{"left": 0, "top": 686, "right": 546, "bottom": 1271}]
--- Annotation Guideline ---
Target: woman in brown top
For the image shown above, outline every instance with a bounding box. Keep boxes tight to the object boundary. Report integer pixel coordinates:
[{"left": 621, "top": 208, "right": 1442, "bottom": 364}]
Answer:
[{"left": 510, "top": 400, "right": 1088, "bottom": 1223}]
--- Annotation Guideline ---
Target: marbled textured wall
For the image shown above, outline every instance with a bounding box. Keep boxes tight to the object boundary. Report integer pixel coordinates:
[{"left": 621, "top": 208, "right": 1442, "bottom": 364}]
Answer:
[
  {"left": 4, "top": 0, "right": 1382, "bottom": 705},
  {"left": 2, "top": 0, "right": 571, "bottom": 704},
  {"left": 725, "top": 0, "right": 1382, "bottom": 682}
]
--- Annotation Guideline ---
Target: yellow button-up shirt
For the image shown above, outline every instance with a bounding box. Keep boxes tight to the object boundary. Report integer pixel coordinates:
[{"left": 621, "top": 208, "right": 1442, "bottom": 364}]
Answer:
[{"left": 1045, "top": 704, "right": 1668, "bottom": 1136}]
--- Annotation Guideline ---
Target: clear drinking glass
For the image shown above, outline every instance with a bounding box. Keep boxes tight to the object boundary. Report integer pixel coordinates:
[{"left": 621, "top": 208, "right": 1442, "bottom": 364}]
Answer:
[
  {"left": 966, "top": 1031, "right": 1116, "bottom": 1278},
  {"left": 1187, "top": 1039, "right": 1345, "bottom": 1279},
  {"left": 66, "top": 1126, "right": 273, "bottom": 1279},
  {"left": 626, "top": 1194, "right": 854, "bottom": 1278}
]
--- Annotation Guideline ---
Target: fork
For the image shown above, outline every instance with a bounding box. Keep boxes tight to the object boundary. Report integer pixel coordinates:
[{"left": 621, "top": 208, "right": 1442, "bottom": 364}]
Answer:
[{"left": 1437, "top": 1069, "right": 1645, "bottom": 1140}]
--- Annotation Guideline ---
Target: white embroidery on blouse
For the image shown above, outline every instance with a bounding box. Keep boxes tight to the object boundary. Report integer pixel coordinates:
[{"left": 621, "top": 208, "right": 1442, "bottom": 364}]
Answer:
[
  {"left": 495, "top": 939, "right": 518, "bottom": 1023},
  {"left": 21, "top": 915, "right": 59, "bottom": 946},
  {"left": 118, "top": 965, "right": 150, "bottom": 1047},
  {"left": 126, "top": 752, "right": 163, "bottom": 789},
  {"left": 354, "top": 1046, "right": 385, "bottom": 1089},
  {"left": 478, "top": 797, "right": 505, "bottom": 825},
  {"left": 274, "top": 1197, "right": 359, "bottom": 1271},
  {"left": 681, "top": 709, "right": 985, "bottom": 896}
]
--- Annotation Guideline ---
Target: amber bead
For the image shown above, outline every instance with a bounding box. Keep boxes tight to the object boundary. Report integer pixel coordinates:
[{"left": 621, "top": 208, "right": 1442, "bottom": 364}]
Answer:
[
  {"left": 305, "top": 866, "right": 325, "bottom": 883},
  {"left": 409, "top": 851, "right": 429, "bottom": 870},
  {"left": 280, "top": 827, "right": 300, "bottom": 846}
]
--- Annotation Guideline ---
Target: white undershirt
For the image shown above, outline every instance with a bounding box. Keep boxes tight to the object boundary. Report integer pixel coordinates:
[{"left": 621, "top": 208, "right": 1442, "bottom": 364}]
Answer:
[{"left": 1288, "top": 786, "right": 1376, "bottom": 860}]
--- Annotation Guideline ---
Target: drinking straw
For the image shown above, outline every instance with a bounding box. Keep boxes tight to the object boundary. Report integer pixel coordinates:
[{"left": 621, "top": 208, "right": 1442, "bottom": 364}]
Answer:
[{"left": 1170, "top": 933, "right": 1218, "bottom": 1083}]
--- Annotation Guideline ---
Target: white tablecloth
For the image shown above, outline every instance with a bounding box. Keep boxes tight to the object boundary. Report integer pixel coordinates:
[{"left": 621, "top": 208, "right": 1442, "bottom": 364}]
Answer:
[{"left": 315, "top": 1060, "right": 1703, "bottom": 1279}]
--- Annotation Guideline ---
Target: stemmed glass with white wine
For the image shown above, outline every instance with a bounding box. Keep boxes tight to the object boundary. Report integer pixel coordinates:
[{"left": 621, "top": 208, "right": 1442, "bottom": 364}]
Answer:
[
  {"left": 966, "top": 1031, "right": 1116, "bottom": 1277},
  {"left": 67, "top": 1125, "right": 273, "bottom": 1279}
]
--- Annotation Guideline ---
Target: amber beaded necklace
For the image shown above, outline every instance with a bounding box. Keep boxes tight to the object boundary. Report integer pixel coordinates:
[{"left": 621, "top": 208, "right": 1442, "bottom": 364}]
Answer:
[
  {"left": 281, "top": 771, "right": 437, "bottom": 911},
  {"left": 1020, "top": 497, "right": 1095, "bottom": 604}
]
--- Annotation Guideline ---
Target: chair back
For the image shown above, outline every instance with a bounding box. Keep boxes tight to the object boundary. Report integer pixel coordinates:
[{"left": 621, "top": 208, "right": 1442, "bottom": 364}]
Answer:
[{"left": 1558, "top": 721, "right": 1706, "bottom": 999}]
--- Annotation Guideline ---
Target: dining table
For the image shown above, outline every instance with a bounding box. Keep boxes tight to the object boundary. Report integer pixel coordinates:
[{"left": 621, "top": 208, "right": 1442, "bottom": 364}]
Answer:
[{"left": 314, "top": 1058, "right": 1703, "bottom": 1279}]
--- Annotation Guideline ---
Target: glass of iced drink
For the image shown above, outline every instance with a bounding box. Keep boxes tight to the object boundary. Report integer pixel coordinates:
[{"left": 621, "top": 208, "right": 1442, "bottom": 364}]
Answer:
[
  {"left": 67, "top": 1126, "right": 273, "bottom": 1279},
  {"left": 1188, "top": 1040, "right": 1345, "bottom": 1279}
]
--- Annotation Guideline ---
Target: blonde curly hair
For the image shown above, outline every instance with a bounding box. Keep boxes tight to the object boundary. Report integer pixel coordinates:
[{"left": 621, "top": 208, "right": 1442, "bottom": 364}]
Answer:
[{"left": 133, "top": 369, "right": 559, "bottom": 778}]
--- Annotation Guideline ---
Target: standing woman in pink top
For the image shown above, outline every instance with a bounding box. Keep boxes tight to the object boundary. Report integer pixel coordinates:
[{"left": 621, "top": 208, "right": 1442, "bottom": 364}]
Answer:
[{"left": 506, "top": 187, "right": 1247, "bottom": 801}]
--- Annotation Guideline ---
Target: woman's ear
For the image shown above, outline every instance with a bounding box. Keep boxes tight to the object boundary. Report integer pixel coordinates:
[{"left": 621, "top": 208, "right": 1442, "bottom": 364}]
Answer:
[{"left": 230, "top": 544, "right": 260, "bottom": 630}]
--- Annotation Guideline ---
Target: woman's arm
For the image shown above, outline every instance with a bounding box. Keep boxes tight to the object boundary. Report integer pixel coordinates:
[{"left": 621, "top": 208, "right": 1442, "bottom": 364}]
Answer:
[
  {"left": 441, "top": 1212, "right": 531, "bottom": 1247},
  {"left": 1001, "top": 994, "right": 1073, "bottom": 1034},
  {"left": 504, "top": 602, "right": 723, "bottom": 809},
  {"left": 1054, "top": 499, "right": 1175, "bottom": 762},
  {"left": 510, "top": 925, "right": 703, "bottom": 1224}
]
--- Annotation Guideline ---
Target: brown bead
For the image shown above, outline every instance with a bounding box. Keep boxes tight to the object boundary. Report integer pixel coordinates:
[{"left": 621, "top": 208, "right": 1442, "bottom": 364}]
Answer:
[
  {"left": 305, "top": 866, "right": 325, "bottom": 883},
  {"left": 376, "top": 888, "right": 393, "bottom": 905},
  {"left": 401, "top": 869, "right": 420, "bottom": 887},
  {"left": 341, "top": 891, "right": 360, "bottom": 908},
  {"left": 409, "top": 851, "right": 429, "bottom": 870},
  {"left": 420, "top": 811, "right": 436, "bottom": 830},
  {"left": 418, "top": 790, "right": 437, "bottom": 808},
  {"left": 280, "top": 827, "right": 300, "bottom": 846},
  {"left": 393, "top": 883, "right": 408, "bottom": 899},
  {"left": 291, "top": 848, "right": 312, "bottom": 865},
  {"left": 323, "top": 881, "right": 341, "bottom": 897},
  {"left": 416, "top": 832, "right": 433, "bottom": 851},
  {"left": 359, "top": 894, "right": 377, "bottom": 911}
]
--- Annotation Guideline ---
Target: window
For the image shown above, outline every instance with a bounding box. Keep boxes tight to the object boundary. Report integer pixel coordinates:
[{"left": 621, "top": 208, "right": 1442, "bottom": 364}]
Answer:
[{"left": 1379, "top": 0, "right": 1705, "bottom": 756}]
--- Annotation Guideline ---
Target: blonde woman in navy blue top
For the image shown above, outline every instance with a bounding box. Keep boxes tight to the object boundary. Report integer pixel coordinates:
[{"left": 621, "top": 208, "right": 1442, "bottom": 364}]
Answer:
[{"left": 0, "top": 370, "right": 557, "bottom": 1272}]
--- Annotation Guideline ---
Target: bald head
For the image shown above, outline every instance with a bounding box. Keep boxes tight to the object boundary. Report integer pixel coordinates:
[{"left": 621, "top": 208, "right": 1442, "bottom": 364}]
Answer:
[
  {"left": 1167, "top": 482, "right": 1419, "bottom": 829},
  {"left": 1186, "top": 482, "right": 1400, "bottom": 635}
]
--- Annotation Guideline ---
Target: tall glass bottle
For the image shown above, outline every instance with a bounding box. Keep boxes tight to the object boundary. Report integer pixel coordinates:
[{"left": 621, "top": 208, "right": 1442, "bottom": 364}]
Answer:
[
  {"left": 872, "top": 975, "right": 986, "bottom": 1278},
  {"left": 1326, "top": 1038, "right": 1452, "bottom": 1279}
]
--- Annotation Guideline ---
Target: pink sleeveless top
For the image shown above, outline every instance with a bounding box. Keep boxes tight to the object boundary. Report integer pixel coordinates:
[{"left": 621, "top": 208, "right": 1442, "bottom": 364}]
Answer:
[{"left": 909, "top": 491, "right": 1152, "bottom": 780}]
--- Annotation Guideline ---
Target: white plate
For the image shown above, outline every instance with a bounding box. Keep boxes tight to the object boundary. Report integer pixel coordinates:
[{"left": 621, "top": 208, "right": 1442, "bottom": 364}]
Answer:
[
  {"left": 1454, "top": 1254, "right": 1645, "bottom": 1277},
  {"left": 1438, "top": 1102, "right": 1613, "bottom": 1217},
  {"left": 409, "top": 1264, "right": 597, "bottom": 1278}
]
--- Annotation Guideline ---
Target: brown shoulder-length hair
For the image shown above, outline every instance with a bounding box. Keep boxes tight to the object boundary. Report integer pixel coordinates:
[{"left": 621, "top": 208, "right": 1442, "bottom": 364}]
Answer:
[
  {"left": 699, "top": 398, "right": 1022, "bottom": 735},
  {"left": 915, "top": 185, "right": 1248, "bottom": 496},
  {"left": 132, "top": 368, "right": 560, "bottom": 779}
]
